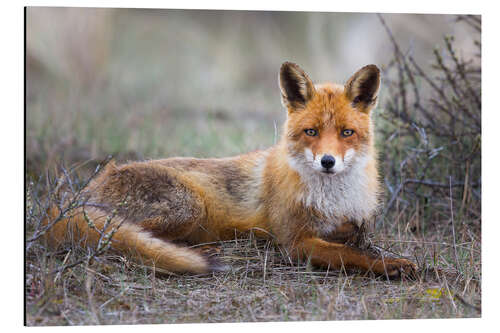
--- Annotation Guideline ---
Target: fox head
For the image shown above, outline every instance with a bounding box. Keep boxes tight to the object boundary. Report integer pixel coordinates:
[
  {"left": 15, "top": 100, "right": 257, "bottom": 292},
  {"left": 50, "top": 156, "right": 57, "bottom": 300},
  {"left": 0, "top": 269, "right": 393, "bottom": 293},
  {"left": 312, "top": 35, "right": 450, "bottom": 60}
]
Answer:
[{"left": 279, "top": 61, "right": 380, "bottom": 177}]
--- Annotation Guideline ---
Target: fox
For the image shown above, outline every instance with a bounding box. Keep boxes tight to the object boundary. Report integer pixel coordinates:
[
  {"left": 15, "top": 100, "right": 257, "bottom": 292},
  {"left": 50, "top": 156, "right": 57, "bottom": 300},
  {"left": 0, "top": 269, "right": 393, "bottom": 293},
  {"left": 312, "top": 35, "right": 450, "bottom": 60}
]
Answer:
[{"left": 44, "top": 62, "right": 417, "bottom": 278}]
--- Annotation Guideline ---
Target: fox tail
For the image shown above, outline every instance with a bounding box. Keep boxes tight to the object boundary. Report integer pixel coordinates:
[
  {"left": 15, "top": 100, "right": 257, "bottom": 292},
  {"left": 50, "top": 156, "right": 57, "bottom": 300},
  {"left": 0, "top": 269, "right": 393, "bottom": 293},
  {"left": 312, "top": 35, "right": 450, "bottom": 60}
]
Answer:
[{"left": 42, "top": 205, "right": 218, "bottom": 274}]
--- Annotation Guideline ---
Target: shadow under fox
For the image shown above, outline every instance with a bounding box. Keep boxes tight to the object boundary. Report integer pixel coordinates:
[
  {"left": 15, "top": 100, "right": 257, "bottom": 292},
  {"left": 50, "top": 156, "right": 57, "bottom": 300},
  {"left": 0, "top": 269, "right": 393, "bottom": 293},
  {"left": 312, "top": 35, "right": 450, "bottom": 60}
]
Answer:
[{"left": 45, "top": 62, "right": 416, "bottom": 278}]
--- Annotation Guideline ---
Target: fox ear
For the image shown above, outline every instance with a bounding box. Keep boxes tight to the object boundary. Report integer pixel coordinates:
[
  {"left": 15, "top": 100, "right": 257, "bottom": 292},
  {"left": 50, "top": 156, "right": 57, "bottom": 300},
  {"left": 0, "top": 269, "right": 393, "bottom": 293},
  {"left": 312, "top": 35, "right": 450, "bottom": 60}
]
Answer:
[
  {"left": 345, "top": 65, "right": 380, "bottom": 112},
  {"left": 279, "top": 62, "right": 315, "bottom": 111}
]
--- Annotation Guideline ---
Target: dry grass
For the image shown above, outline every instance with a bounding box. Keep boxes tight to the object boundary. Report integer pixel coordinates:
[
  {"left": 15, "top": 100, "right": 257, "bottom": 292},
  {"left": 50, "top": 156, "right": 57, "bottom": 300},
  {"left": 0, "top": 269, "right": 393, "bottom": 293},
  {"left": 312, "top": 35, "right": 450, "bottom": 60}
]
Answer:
[{"left": 26, "top": 220, "right": 481, "bottom": 325}]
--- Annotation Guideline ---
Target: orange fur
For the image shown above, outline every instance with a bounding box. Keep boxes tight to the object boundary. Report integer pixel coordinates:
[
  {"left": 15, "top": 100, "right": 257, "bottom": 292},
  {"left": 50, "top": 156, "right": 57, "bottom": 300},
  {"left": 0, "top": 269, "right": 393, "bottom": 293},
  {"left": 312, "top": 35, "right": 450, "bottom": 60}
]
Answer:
[{"left": 44, "top": 62, "right": 416, "bottom": 278}]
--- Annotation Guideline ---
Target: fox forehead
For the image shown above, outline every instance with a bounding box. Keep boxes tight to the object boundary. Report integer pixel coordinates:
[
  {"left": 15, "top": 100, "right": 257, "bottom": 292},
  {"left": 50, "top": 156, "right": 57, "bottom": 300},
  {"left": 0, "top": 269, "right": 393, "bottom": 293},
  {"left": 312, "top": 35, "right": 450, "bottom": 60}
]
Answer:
[{"left": 286, "top": 83, "right": 371, "bottom": 139}]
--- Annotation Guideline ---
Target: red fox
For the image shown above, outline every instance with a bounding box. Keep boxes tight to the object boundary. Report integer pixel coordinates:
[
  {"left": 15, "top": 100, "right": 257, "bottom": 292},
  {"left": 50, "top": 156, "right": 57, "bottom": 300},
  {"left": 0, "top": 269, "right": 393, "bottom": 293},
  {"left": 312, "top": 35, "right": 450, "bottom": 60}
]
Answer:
[{"left": 45, "top": 62, "right": 416, "bottom": 278}]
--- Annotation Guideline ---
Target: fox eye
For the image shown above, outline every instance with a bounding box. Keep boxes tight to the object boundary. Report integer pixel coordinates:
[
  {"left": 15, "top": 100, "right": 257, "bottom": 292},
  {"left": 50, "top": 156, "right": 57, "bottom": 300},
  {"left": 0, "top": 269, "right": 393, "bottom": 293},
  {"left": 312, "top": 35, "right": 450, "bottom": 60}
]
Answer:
[
  {"left": 341, "top": 129, "right": 354, "bottom": 137},
  {"left": 304, "top": 129, "right": 318, "bottom": 136}
]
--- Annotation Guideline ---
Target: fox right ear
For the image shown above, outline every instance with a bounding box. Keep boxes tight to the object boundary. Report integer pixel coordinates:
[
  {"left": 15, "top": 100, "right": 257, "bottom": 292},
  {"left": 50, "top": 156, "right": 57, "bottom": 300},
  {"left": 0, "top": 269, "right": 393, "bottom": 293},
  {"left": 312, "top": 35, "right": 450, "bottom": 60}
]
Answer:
[
  {"left": 345, "top": 64, "right": 381, "bottom": 112},
  {"left": 279, "top": 62, "right": 315, "bottom": 111}
]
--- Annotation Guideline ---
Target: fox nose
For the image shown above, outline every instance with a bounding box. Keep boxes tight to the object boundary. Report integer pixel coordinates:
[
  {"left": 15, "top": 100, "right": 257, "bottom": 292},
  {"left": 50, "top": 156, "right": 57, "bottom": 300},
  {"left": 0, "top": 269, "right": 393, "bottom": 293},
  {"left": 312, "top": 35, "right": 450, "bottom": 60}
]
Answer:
[{"left": 321, "top": 155, "right": 335, "bottom": 170}]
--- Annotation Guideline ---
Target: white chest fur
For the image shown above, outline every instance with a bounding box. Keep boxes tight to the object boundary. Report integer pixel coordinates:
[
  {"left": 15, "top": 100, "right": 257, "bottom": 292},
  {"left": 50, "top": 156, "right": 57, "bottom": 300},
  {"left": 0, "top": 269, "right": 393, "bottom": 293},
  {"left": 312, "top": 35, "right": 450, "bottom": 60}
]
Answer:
[{"left": 287, "top": 149, "right": 378, "bottom": 234}]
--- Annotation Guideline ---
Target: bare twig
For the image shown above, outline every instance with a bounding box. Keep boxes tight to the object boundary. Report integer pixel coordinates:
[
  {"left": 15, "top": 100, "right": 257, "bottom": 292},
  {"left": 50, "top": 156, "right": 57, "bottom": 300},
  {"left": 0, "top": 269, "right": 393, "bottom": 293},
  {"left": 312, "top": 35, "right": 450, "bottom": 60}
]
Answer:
[
  {"left": 449, "top": 177, "right": 460, "bottom": 272},
  {"left": 27, "top": 156, "right": 113, "bottom": 243}
]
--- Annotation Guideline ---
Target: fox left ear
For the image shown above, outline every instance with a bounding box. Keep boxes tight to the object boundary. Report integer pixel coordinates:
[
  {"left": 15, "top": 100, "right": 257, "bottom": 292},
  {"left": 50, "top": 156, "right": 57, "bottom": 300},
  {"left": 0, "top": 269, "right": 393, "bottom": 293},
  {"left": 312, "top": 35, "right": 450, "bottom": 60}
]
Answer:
[
  {"left": 279, "top": 62, "right": 316, "bottom": 111},
  {"left": 345, "top": 65, "right": 381, "bottom": 112}
]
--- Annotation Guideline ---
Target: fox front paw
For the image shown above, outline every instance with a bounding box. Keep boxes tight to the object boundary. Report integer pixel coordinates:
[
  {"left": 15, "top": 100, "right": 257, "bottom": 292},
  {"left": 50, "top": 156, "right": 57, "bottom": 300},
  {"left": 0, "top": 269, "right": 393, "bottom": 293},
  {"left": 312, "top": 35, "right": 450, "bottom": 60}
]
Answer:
[{"left": 376, "top": 258, "right": 417, "bottom": 280}]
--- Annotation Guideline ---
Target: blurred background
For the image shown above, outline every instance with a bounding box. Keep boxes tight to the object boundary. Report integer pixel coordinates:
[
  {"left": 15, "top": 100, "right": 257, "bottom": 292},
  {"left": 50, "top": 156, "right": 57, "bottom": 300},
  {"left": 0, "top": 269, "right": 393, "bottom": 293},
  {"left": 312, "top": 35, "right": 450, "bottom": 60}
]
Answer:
[{"left": 26, "top": 7, "right": 477, "bottom": 176}]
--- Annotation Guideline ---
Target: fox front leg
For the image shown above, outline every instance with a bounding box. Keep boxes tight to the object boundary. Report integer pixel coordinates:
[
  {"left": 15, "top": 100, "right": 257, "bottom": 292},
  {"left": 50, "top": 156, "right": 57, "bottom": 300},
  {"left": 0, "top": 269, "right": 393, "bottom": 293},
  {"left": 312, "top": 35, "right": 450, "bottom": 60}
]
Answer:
[{"left": 291, "top": 237, "right": 417, "bottom": 279}]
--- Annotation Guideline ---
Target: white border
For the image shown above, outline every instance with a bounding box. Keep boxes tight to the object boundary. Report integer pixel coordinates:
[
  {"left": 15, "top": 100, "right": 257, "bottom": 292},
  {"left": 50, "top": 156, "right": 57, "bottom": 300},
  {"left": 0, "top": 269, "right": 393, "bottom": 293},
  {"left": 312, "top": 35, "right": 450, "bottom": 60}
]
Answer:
[
  {"left": 3, "top": 0, "right": 498, "bottom": 331},
  {"left": 16, "top": 0, "right": 483, "bottom": 14}
]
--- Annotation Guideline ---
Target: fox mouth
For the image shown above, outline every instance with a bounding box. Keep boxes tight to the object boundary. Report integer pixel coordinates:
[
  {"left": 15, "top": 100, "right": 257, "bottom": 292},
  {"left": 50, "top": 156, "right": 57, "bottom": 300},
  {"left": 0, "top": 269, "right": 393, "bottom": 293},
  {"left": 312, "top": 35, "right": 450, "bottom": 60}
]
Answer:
[{"left": 321, "top": 169, "right": 335, "bottom": 174}]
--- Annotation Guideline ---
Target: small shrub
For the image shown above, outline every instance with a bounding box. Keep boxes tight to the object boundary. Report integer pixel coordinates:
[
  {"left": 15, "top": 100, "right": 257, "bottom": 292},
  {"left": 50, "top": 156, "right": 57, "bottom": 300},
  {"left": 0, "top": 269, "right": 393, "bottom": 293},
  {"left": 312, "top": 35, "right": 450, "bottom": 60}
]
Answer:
[{"left": 376, "top": 15, "right": 481, "bottom": 235}]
